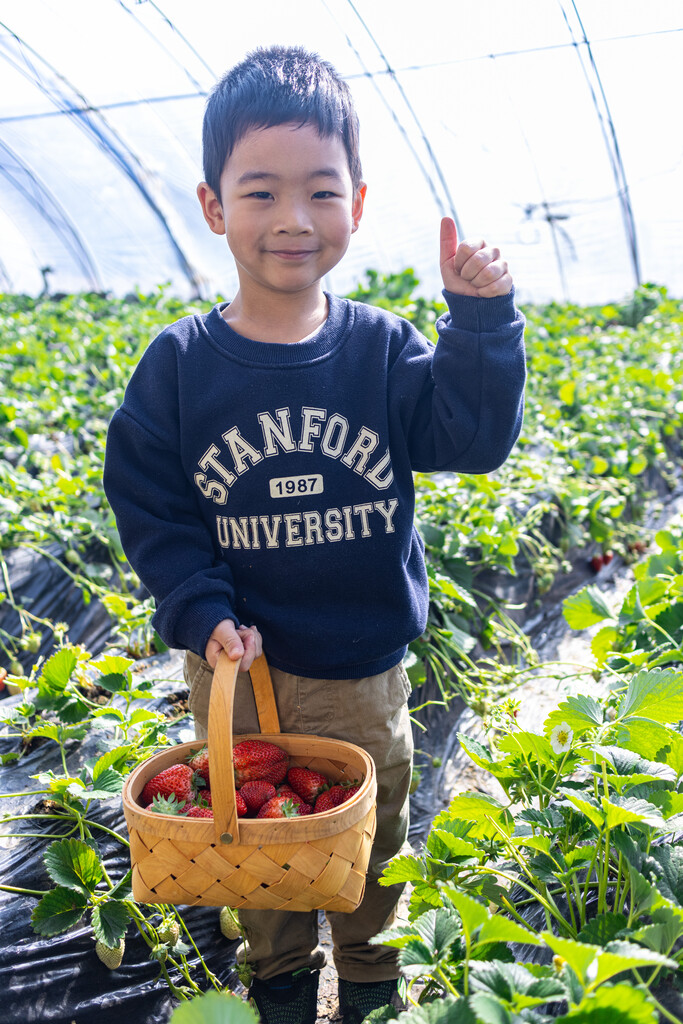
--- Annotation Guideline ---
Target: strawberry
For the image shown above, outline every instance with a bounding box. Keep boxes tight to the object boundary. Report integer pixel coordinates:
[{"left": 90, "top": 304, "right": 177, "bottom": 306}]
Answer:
[
  {"left": 239, "top": 780, "right": 276, "bottom": 814},
  {"left": 313, "top": 790, "right": 339, "bottom": 813},
  {"left": 233, "top": 740, "right": 289, "bottom": 787},
  {"left": 141, "top": 763, "right": 194, "bottom": 807},
  {"left": 590, "top": 554, "right": 604, "bottom": 572},
  {"left": 256, "top": 795, "right": 306, "bottom": 818},
  {"left": 276, "top": 785, "right": 313, "bottom": 814},
  {"left": 95, "top": 938, "right": 125, "bottom": 969},
  {"left": 287, "top": 766, "right": 329, "bottom": 804},
  {"left": 236, "top": 791, "right": 248, "bottom": 817},
  {"left": 219, "top": 905, "right": 242, "bottom": 941},
  {"left": 157, "top": 920, "right": 180, "bottom": 945},
  {"left": 185, "top": 805, "right": 213, "bottom": 818},
  {"left": 603, "top": 550, "right": 614, "bottom": 564},
  {"left": 338, "top": 784, "right": 360, "bottom": 803},
  {"left": 188, "top": 745, "right": 210, "bottom": 788}
]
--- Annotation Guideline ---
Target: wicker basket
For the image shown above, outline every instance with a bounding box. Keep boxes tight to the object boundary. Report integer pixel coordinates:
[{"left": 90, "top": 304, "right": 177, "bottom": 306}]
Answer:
[{"left": 122, "top": 651, "right": 377, "bottom": 911}]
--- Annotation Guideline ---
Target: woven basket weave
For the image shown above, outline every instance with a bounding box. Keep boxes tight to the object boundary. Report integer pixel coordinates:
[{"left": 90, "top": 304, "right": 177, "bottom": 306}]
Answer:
[{"left": 122, "top": 651, "right": 377, "bottom": 911}]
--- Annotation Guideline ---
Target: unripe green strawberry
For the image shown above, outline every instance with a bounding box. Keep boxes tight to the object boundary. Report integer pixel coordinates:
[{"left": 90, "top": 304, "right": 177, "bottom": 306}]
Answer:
[
  {"left": 219, "top": 905, "right": 241, "bottom": 940},
  {"left": 157, "top": 919, "right": 180, "bottom": 945},
  {"left": 95, "top": 937, "right": 125, "bottom": 969}
]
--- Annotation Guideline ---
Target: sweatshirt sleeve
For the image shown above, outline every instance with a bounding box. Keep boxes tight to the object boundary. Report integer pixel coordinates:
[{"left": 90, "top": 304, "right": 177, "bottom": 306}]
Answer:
[
  {"left": 103, "top": 337, "right": 239, "bottom": 656},
  {"left": 399, "top": 288, "right": 526, "bottom": 473}
]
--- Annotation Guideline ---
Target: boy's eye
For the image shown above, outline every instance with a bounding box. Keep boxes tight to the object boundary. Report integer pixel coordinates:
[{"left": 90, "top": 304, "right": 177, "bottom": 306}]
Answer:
[
  {"left": 247, "top": 191, "right": 273, "bottom": 200},
  {"left": 312, "top": 190, "right": 336, "bottom": 200}
]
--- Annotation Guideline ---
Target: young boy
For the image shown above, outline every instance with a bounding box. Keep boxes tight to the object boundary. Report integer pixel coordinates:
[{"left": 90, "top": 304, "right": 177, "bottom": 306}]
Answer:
[{"left": 103, "top": 45, "right": 525, "bottom": 1024}]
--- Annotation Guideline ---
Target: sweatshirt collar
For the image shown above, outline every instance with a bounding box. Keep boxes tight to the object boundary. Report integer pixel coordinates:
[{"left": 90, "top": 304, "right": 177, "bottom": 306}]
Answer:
[{"left": 202, "top": 292, "right": 350, "bottom": 366}]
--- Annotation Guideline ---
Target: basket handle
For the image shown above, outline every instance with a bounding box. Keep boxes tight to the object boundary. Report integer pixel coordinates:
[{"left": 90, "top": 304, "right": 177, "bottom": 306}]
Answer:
[{"left": 208, "top": 651, "right": 280, "bottom": 845}]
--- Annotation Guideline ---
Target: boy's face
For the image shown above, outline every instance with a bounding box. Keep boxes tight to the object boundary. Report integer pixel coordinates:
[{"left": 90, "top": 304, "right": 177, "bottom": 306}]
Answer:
[{"left": 198, "top": 122, "right": 365, "bottom": 303}]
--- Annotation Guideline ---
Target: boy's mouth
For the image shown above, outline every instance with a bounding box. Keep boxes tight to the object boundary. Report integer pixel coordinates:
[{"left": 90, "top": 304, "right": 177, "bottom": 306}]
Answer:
[{"left": 268, "top": 249, "right": 317, "bottom": 260}]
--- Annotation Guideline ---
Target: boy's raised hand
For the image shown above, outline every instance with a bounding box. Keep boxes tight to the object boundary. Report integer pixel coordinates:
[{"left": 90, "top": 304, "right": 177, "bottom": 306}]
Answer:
[
  {"left": 440, "top": 217, "right": 512, "bottom": 298},
  {"left": 205, "top": 619, "right": 262, "bottom": 671}
]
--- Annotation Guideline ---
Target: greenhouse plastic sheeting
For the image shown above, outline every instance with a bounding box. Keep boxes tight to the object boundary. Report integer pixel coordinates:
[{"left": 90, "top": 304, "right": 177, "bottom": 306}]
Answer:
[{"left": 0, "top": 0, "right": 681, "bottom": 305}]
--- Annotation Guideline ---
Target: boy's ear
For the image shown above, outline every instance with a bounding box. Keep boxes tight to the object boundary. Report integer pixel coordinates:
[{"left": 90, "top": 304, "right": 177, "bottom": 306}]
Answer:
[
  {"left": 351, "top": 182, "right": 367, "bottom": 233},
  {"left": 197, "top": 182, "right": 226, "bottom": 236}
]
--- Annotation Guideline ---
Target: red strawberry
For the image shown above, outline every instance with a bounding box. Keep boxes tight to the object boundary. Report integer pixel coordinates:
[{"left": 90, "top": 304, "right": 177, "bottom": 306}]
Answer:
[
  {"left": 239, "top": 780, "right": 276, "bottom": 814},
  {"left": 287, "top": 767, "right": 329, "bottom": 804},
  {"left": 338, "top": 784, "right": 360, "bottom": 803},
  {"left": 276, "top": 785, "right": 313, "bottom": 813},
  {"left": 256, "top": 795, "right": 307, "bottom": 819},
  {"left": 185, "top": 805, "right": 213, "bottom": 818},
  {"left": 313, "top": 790, "right": 339, "bottom": 813},
  {"left": 188, "top": 745, "right": 210, "bottom": 788},
  {"left": 236, "top": 791, "right": 248, "bottom": 817},
  {"left": 233, "top": 740, "right": 289, "bottom": 787},
  {"left": 603, "top": 550, "right": 614, "bottom": 564},
  {"left": 590, "top": 554, "right": 604, "bottom": 572},
  {"left": 141, "top": 763, "right": 194, "bottom": 807}
]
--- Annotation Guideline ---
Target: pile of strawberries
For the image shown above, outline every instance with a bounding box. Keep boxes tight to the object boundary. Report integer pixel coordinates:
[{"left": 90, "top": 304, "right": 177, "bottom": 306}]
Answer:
[{"left": 138, "top": 739, "right": 361, "bottom": 820}]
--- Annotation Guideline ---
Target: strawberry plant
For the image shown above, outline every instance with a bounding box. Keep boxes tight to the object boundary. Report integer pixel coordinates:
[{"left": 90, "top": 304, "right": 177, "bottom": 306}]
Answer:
[{"left": 373, "top": 666, "right": 683, "bottom": 1022}]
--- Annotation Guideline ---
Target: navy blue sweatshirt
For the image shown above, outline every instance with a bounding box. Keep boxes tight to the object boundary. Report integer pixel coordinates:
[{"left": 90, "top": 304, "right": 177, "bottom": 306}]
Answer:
[{"left": 103, "top": 289, "right": 525, "bottom": 678}]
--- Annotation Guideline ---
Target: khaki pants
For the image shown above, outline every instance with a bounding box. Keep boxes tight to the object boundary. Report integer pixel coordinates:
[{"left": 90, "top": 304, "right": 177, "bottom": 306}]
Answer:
[{"left": 184, "top": 651, "right": 413, "bottom": 983}]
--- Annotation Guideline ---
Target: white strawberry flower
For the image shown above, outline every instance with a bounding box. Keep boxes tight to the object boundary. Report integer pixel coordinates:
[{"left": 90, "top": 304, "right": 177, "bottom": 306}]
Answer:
[{"left": 550, "top": 722, "right": 573, "bottom": 755}]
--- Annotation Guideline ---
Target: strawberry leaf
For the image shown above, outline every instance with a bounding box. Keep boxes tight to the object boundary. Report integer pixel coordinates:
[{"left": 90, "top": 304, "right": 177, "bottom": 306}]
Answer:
[
  {"left": 92, "top": 900, "right": 131, "bottom": 946},
  {"left": 43, "top": 838, "right": 103, "bottom": 893},
  {"left": 31, "top": 886, "right": 88, "bottom": 936}
]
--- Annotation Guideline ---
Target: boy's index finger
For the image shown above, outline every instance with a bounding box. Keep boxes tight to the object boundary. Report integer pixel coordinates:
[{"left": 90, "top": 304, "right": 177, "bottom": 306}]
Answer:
[{"left": 439, "top": 217, "right": 458, "bottom": 269}]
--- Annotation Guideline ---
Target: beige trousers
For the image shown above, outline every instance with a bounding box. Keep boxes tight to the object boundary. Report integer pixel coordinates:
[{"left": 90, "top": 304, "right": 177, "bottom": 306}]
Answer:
[{"left": 184, "top": 651, "right": 413, "bottom": 982}]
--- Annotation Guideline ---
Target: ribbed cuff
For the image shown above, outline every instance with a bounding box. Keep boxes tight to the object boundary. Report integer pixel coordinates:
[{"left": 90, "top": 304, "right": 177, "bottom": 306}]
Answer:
[{"left": 441, "top": 287, "right": 517, "bottom": 334}]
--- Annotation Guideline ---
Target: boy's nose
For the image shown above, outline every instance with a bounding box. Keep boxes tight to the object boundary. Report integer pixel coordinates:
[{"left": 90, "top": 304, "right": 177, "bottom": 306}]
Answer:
[{"left": 274, "top": 200, "right": 313, "bottom": 234}]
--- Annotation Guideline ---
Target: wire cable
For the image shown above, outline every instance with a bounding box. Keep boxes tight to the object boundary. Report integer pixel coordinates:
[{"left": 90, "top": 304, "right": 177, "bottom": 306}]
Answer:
[
  {"left": 0, "top": 137, "right": 102, "bottom": 288},
  {"left": 558, "top": 0, "right": 642, "bottom": 288}
]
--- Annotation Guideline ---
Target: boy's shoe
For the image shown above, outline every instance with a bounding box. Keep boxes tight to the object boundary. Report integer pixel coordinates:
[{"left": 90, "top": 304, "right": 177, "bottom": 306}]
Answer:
[
  {"left": 248, "top": 967, "right": 319, "bottom": 1024},
  {"left": 338, "top": 977, "right": 406, "bottom": 1023}
]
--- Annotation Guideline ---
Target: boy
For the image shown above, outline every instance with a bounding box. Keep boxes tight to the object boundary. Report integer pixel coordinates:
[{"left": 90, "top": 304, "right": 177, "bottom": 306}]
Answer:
[{"left": 103, "top": 45, "right": 525, "bottom": 1024}]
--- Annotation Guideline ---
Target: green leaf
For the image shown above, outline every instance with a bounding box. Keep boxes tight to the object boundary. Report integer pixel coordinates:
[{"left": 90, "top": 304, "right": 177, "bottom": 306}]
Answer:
[
  {"left": 429, "top": 830, "right": 482, "bottom": 862},
  {"left": 592, "top": 940, "right": 677, "bottom": 986},
  {"left": 561, "top": 795, "right": 605, "bottom": 830},
  {"left": 442, "top": 793, "right": 513, "bottom": 839},
  {"left": 169, "top": 991, "right": 259, "bottom": 1024},
  {"left": 84, "top": 767, "right": 124, "bottom": 799},
  {"left": 396, "top": 996, "right": 474, "bottom": 1023},
  {"left": 498, "top": 731, "right": 555, "bottom": 768},
  {"left": 38, "top": 647, "right": 78, "bottom": 694},
  {"left": 601, "top": 796, "right": 666, "bottom": 830},
  {"left": 43, "top": 838, "right": 103, "bottom": 893},
  {"left": 108, "top": 869, "right": 133, "bottom": 901},
  {"left": 478, "top": 916, "right": 541, "bottom": 947},
  {"left": 539, "top": 934, "right": 599, "bottom": 984},
  {"left": 445, "top": 890, "right": 488, "bottom": 942},
  {"left": 92, "top": 746, "right": 133, "bottom": 779},
  {"left": 556, "top": 984, "right": 658, "bottom": 1024},
  {"left": 563, "top": 586, "right": 613, "bottom": 630},
  {"left": 616, "top": 719, "right": 683, "bottom": 773},
  {"left": 468, "top": 992, "right": 512, "bottom": 1024},
  {"left": 31, "top": 886, "right": 88, "bottom": 936},
  {"left": 97, "top": 673, "right": 129, "bottom": 693},
  {"left": 379, "top": 855, "right": 426, "bottom": 887},
  {"left": 619, "top": 668, "right": 683, "bottom": 724},
  {"left": 469, "top": 960, "right": 566, "bottom": 1006},
  {"left": 91, "top": 900, "right": 131, "bottom": 945},
  {"left": 576, "top": 912, "right": 627, "bottom": 946},
  {"left": 545, "top": 694, "right": 604, "bottom": 738},
  {"left": 591, "top": 625, "right": 619, "bottom": 666}
]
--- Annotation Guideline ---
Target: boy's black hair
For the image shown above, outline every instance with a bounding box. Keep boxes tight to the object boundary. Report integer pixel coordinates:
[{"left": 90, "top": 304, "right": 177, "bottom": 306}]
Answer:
[{"left": 201, "top": 45, "right": 362, "bottom": 199}]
